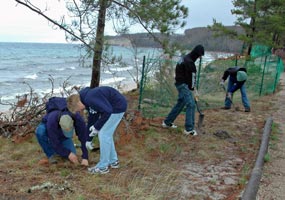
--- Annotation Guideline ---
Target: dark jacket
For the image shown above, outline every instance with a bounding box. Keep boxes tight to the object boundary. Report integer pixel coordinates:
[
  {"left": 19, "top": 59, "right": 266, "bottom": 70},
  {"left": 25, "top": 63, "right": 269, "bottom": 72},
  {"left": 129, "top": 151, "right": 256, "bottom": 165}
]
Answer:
[
  {"left": 175, "top": 45, "right": 204, "bottom": 90},
  {"left": 79, "top": 86, "right": 127, "bottom": 131},
  {"left": 222, "top": 66, "right": 247, "bottom": 93},
  {"left": 45, "top": 110, "right": 88, "bottom": 159}
]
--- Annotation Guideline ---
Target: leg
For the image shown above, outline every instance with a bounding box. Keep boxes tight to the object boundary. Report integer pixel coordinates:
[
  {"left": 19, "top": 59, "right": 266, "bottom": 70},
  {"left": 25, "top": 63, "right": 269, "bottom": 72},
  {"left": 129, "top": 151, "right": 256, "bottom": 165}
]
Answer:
[
  {"left": 183, "top": 88, "right": 195, "bottom": 131},
  {"left": 96, "top": 112, "right": 124, "bottom": 169},
  {"left": 164, "top": 84, "right": 187, "bottom": 125},
  {"left": 225, "top": 78, "right": 234, "bottom": 108},
  {"left": 240, "top": 84, "right": 251, "bottom": 109},
  {"left": 35, "top": 122, "right": 55, "bottom": 158}
]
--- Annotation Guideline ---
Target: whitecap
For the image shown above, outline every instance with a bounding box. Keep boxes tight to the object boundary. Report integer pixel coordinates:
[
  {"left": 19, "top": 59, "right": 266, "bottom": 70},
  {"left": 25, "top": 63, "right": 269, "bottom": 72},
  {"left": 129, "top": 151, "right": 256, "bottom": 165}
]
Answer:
[
  {"left": 100, "top": 77, "right": 126, "bottom": 85},
  {"left": 25, "top": 74, "right": 38, "bottom": 79}
]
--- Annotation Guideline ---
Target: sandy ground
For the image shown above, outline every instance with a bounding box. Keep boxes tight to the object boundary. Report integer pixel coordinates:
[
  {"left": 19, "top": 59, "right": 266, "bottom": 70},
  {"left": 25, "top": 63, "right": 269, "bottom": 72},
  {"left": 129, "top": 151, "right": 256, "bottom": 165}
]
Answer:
[{"left": 257, "top": 72, "right": 285, "bottom": 200}]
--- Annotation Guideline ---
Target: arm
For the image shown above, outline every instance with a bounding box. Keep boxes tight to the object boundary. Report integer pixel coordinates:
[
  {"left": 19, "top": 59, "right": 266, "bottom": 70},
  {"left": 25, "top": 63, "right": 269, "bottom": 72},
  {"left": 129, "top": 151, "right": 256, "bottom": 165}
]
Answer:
[{"left": 73, "top": 113, "right": 89, "bottom": 160}]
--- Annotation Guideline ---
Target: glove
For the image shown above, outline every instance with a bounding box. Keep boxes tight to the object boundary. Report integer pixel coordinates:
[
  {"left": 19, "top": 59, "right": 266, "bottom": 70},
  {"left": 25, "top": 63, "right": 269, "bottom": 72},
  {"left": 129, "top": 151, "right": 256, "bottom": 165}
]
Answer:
[
  {"left": 220, "top": 80, "right": 225, "bottom": 87},
  {"left": 89, "top": 125, "right": 99, "bottom": 137}
]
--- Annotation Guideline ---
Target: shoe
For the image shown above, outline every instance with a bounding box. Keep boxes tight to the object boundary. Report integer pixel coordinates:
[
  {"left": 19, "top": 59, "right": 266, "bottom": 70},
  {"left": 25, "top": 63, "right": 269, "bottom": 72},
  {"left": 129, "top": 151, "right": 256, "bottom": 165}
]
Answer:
[
  {"left": 162, "top": 121, "right": 177, "bottom": 128},
  {"left": 88, "top": 166, "right": 109, "bottom": 174},
  {"left": 86, "top": 141, "right": 95, "bottom": 150},
  {"left": 110, "top": 160, "right": 120, "bottom": 169},
  {"left": 221, "top": 107, "right": 231, "bottom": 110},
  {"left": 48, "top": 155, "right": 58, "bottom": 164},
  {"left": 245, "top": 107, "right": 251, "bottom": 112},
  {"left": 184, "top": 129, "right": 198, "bottom": 136}
]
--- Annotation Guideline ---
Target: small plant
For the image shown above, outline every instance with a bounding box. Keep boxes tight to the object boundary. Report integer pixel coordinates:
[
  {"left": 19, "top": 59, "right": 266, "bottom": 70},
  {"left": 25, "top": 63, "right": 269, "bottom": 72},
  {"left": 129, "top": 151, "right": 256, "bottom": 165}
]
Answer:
[
  {"left": 239, "top": 164, "right": 250, "bottom": 187},
  {"left": 60, "top": 169, "right": 71, "bottom": 177},
  {"left": 264, "top": 153, "right": 270, "bottom": 162}
]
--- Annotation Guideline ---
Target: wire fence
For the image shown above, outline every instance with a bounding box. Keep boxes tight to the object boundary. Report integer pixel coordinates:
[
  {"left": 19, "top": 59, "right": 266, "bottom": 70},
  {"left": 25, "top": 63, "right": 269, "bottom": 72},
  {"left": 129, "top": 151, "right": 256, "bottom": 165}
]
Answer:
[{"left": 138, "top": 45, "right": 284, "bottom": 118}]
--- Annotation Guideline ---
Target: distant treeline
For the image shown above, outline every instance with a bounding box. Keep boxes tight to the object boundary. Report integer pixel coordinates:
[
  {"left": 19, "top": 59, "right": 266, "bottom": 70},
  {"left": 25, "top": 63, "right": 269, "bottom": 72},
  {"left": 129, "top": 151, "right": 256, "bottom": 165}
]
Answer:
[{"left": 106, "top": 26, "right": 244, "bottom": 53}]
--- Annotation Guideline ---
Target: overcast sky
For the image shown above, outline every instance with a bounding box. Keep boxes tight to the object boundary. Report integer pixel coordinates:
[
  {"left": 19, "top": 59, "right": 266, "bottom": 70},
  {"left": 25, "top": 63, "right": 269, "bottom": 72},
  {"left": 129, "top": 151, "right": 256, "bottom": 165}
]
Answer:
[{"left": 0, "top": 0, "right": 236, "bottom": 43}]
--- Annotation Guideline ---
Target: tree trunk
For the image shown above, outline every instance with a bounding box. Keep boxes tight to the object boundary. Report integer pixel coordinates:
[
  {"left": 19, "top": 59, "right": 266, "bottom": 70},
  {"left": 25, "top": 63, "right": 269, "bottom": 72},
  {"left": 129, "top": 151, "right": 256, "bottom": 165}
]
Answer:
[{"left": 90, "top": 0, "right": 108, "bottom": 88}]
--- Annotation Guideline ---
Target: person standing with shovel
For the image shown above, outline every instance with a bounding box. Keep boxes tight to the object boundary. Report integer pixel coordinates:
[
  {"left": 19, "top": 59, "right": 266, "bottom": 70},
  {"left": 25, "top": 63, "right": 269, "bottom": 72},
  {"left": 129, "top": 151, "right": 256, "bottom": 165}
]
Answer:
[
  {"left": 162, "top": 45, "right": 205, "bottom": 136},
  {"left": 220, "top": 66, "right": 251, "bottom": 112}
]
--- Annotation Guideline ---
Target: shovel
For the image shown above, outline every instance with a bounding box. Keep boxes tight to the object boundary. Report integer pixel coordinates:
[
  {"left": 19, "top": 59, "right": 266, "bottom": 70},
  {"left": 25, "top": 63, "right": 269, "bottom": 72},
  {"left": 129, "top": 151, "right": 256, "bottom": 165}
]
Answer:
[{"left": 195, "top": 97, "right": 204, "bottom": 129}]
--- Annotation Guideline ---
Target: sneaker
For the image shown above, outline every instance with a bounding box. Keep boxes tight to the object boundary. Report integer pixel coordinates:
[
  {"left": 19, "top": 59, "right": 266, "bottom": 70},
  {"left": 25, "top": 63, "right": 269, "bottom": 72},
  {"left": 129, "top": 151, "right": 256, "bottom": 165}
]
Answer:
[
  {"left": 184, "top": 129, "right": 198, "bottom": 136},
  {"left": 110, "top": 160, "right": 120, "bottom": 169},
  {"left": 245, "top": 107, "right": 251, "bottom": 112},
  {"left": 86, "top": 141, "right": 95, "bottom": 150},
  {"left": 162, "top": 121, "right": 177, "bottom": 128},
  {"left": 88, "top": 166, "right": 109, "bottom": 174}
]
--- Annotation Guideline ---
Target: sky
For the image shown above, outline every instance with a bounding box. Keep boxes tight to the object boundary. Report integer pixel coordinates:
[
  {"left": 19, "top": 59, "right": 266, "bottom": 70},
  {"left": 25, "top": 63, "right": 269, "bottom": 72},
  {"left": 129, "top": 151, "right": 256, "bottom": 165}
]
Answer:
[{"left": 0, "top": 0, "right": 237, "bottom": 43}]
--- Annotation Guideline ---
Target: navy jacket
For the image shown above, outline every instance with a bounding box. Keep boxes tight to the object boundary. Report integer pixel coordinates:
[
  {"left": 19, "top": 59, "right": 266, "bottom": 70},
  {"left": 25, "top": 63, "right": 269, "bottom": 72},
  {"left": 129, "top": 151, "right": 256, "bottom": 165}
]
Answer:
[
  {"left": 79, "top": 86, "right": 127, "bottom": 131},
  {"left": 175, "top": 45, "right": 204, "bottom": 90},
  {"left": 222, "top": 66, "right": 247, "bottom": 93},
  {"left": 45, "top": 110, "right": 88, "bottom": 159}
]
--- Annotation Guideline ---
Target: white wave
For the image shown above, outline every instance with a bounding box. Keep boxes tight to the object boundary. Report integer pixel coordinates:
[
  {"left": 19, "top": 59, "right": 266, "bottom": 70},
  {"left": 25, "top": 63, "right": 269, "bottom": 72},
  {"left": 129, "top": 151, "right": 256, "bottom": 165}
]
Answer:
[
  {"left": 56, "top": 66, "right": 76, "bottom": 71},
  {"left": 25, "top": 73, "right": 38, "bottom": 79},
  {"left": 109, "top": 66, "right": 134, "bottom": 72},
  {"left": 100, "top": 77, "right": 126, "bottom": 85}
]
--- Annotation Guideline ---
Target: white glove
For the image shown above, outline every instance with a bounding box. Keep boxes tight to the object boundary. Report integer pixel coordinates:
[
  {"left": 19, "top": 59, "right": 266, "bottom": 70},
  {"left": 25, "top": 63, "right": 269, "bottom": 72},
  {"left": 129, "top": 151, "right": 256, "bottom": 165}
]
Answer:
[
  {"left": 227, "top": 92, "right": 232, "bottom": 101},
  {"left": 220, "top": 80, "right": 225, "bottom": 86},
  {"left": 89, "top": 125, "right": 99, "bottom": 137}
]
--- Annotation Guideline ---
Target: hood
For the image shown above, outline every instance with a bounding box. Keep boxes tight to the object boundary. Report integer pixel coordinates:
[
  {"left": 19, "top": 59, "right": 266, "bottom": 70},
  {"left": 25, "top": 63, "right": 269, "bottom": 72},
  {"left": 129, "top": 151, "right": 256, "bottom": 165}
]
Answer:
[
  {"left": 188, "top": 45, "right": 204, "bottom": 62},
  {"left": 79, "top": 87, "right": 90, "bottom": 105}
]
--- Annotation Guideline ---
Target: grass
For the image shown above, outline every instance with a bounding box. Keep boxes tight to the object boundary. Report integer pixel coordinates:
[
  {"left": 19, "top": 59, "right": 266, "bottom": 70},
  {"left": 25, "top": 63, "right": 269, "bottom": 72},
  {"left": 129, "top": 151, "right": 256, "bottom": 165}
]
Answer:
[{"left": 0, "top": 81, "right": 282, "bottom": 199}]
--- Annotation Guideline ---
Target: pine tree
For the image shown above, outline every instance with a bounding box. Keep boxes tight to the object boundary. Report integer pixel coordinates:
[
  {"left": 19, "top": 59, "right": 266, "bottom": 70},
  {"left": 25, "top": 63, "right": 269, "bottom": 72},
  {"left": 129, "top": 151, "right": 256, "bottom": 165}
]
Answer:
[{"left": 15, "top": 0, "right": 188, "bottom": 87}]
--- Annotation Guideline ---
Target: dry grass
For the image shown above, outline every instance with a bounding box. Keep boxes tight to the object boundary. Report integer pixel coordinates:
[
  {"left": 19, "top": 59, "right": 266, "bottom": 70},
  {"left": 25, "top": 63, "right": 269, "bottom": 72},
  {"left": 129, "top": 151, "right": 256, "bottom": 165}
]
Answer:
[{"left": 0, "top": 88, "right": 280, "bottom": 200}]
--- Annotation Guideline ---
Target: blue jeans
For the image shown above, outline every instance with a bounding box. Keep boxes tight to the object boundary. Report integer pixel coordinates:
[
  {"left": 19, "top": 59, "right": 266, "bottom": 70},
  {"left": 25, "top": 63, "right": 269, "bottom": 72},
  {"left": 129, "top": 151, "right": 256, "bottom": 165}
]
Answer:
[
  {"left": 164, "top": 83, "right": 195, "bottom": 131},
  {"left": 225, "top": 78, "right": 250, "bottom": 109},
  {"left": 35, "top": 122, "right": 76, "bottom": 158},
  {"left": 95, "top": 112, "right": 124, "bottom": 169}
]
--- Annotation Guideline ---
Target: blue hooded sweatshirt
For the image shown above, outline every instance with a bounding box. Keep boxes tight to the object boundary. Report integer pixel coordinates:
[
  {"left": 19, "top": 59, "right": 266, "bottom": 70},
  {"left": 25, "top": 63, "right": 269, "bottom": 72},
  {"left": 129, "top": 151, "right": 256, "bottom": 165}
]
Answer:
[
  {"left": 46, "top": 110, "right": 88, "bottom": 159},
  {"left": 79, "top": 86, "right": 127, "bottom": 131}
]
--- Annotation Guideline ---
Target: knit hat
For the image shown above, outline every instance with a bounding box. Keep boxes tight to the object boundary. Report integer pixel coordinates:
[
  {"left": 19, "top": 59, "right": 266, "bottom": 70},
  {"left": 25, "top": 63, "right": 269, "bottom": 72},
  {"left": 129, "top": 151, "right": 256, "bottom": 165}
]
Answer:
[
  {"left": 237, "top": 71, "right": 247, "bottom": 82},
  {"left": 59, "top": 115, "right": 74, "bottom": 138}
]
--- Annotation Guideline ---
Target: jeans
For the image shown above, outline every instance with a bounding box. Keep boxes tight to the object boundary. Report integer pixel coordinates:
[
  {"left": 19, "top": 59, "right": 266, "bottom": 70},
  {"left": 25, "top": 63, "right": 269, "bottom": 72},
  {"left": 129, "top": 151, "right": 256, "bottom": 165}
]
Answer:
[
  {"left": 35, "top": 122, "right": 76, "bottom": 158},
  {"left": 225, "top": 78, "right": 250, "bottom": 109},
  {"left": 164, "top": 83, "right": 195, "bottom": 131},
  {"left": 95, "top": 112, "right": 124, "bottom": 169}
]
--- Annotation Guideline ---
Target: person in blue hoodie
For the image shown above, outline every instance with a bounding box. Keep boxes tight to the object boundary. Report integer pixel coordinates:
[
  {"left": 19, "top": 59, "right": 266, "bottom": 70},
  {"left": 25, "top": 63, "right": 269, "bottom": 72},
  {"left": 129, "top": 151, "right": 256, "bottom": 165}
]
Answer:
[
  {"left": 76, "top": 86, "right": 127, "bottom": 174},
  {"left": 162, "top": 45, "right": 204, "bottom": 136},
  {"left": 35, "top": 97, "right": 89, "bottom": 166},
  {"left": 220, "top": 66, "right": 251, "bottom": 112}
]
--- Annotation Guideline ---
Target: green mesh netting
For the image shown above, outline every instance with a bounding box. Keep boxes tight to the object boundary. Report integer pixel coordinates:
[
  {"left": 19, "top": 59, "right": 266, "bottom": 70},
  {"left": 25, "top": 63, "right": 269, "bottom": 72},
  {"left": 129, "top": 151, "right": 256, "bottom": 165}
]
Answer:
[{"left": 138, "top": 45, "right": 284, "bottom": 118}]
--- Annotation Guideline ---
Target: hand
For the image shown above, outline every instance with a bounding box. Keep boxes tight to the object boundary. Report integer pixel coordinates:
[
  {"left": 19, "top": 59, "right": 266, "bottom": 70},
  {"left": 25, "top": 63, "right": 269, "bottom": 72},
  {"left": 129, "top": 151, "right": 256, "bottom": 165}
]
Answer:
[
  {"left": 219, "top": 80, "right": 225, "bottom": 86},
  {"left": 227, "top": 92, "right": 232, "bottom": 100},
  {"left": 68, "top": 152, "right": 79, "bottom": 165},
  {"left": 194, "top": 89, "right": 199, "bottom": 101},
  {"left": 89, "top": 125, "right": 99, "bottom": 137},
  {"left": 81, "top": 159, "right": 89, "bottom": 166}
]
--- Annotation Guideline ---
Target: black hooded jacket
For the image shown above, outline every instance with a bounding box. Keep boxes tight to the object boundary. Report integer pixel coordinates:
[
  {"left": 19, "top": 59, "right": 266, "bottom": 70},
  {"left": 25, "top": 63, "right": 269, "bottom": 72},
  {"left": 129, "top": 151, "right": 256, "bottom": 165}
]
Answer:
[{"left": 175, "top": 45, "right": 204, "bottom": 90}]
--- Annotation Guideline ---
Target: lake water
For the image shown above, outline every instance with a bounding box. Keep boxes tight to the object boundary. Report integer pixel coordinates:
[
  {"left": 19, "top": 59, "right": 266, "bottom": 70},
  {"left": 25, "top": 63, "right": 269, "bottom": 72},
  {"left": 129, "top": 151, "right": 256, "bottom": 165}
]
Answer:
[{"left": 0, "top": 42, "right": 232, "bottom": 111}]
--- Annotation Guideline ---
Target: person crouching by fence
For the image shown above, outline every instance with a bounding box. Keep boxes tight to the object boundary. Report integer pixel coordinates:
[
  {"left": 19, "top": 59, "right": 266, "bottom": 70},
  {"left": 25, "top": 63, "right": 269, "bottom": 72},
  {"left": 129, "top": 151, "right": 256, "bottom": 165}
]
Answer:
[
  {"left": 220, "top": 66, "right": 251, "bottom": 112},
  {"left": 35, "top": 96, "right": 89, "bottom": 166}
]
